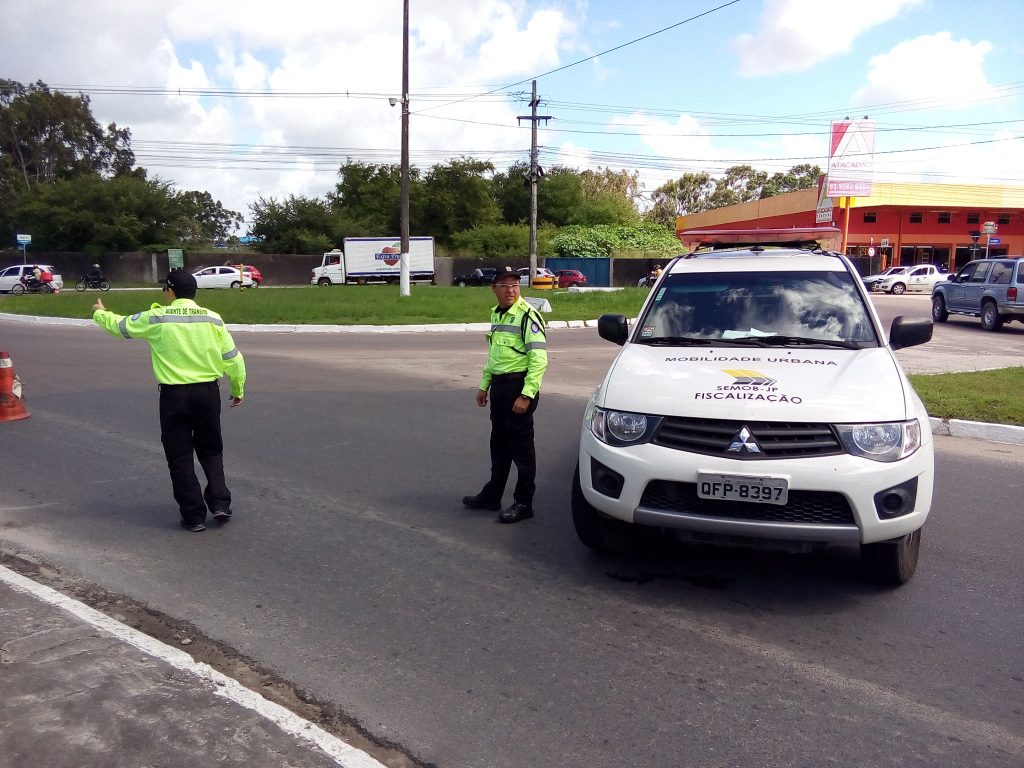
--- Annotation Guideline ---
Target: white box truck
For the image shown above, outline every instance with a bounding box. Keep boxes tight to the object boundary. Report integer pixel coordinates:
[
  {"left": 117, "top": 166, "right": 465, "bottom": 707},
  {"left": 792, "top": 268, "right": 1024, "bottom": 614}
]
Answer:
[{"left": 311, "top": 237, "right": 435, "bottom": 286}]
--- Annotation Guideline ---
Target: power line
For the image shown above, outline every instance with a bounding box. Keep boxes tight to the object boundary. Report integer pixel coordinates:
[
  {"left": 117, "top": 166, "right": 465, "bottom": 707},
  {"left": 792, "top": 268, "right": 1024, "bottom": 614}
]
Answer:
[{"left": 410, "top": 0, "right": 745, "bottom": 115}]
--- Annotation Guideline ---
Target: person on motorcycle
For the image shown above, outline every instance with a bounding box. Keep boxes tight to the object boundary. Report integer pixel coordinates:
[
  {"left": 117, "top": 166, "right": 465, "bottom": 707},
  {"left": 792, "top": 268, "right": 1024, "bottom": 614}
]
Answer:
[
  {"left": 84, "top": 264, "right": 106, "bottom": 286},
  {"left": 22, "top": 266, "right": 43, "bottom": 290}
]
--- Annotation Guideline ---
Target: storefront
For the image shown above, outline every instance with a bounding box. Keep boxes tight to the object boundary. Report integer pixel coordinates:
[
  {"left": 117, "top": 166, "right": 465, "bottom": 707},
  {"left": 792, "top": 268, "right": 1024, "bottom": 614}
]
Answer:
[{"left": 676, "top": 181, "right": 1024, "bottom": 272}]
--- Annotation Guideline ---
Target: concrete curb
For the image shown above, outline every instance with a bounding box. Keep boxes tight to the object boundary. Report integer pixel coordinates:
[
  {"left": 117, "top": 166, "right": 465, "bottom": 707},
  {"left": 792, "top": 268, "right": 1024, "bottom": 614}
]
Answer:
[
  {"left": 4, "top": 312, "right": 1020, "bottom": 446},
  {"left": 0, "top": 563, "right": 386, "bottom": 768},
  {"left": 929, "top": 416, "right": 1024, "bottom": 446}
]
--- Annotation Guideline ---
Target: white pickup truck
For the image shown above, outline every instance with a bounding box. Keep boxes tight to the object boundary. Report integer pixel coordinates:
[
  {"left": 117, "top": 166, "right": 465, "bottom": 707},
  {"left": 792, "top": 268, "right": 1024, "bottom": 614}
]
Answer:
[{"left": 871, "top": 263, "right": 949, "bottom": 294}]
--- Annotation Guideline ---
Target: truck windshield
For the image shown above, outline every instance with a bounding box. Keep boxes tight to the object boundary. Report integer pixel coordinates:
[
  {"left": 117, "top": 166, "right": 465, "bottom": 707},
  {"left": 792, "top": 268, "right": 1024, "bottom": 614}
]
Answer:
[{"left": 636, "top": 270, "right": 879, "bottom": 347}]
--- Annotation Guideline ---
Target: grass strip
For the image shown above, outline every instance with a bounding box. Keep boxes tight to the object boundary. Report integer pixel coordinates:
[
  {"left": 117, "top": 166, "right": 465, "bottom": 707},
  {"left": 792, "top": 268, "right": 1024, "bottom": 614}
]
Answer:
[
  {"left": 909, "top": 368, "right": 1024, "bottom": 427},
  {"left": 0, "top": 285, "right": 648, "bottom": 325}
]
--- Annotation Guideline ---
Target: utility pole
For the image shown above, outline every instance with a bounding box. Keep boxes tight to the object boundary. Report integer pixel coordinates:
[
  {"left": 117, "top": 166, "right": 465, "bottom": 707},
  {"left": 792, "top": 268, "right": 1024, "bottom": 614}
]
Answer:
[
  {"left": 399, "top": 0, "right": 411, "bottom": 297},
  {"left": 517, "top": 81, "right": 551, "bottom": 282}
]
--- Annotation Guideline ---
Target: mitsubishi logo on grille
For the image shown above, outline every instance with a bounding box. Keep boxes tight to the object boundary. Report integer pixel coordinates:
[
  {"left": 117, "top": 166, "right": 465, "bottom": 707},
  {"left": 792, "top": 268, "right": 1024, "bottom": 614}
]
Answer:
[{"left": 727, "top": 426, "right": 762, "bottom": 454}]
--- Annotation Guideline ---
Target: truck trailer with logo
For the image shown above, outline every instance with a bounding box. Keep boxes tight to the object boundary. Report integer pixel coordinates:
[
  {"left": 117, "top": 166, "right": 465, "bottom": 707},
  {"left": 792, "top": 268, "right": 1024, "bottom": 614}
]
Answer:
[{"left": 311, "top": 237, "right": 435, "bottom": 286}]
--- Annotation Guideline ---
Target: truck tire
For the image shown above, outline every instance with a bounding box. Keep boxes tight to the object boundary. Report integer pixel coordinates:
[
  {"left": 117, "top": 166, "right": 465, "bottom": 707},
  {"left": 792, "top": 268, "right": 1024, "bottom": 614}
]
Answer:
[
  {"left": 931, "top": 295, "right": 949, "bottom": 322},
  {"left": 980, "top": 301, "right": 1004, "bottom": 331},
  {"left": 889, "top": 282, "right": 906, "bottom": 295},
  {"left": 571, "top": 464, "right": 636, "bottom": 554},
  {"left": 317, "top": 278, "right": 331, "bottom": 287},
  {"left": 861, "top": 528, "right": 921, "bottom": 586}
]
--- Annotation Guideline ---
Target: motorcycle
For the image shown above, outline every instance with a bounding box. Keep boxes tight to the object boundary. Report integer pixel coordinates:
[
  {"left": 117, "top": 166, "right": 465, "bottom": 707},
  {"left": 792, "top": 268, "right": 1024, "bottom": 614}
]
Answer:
[
  {"left": 11, "top": 278, "right": 53, "bottom": 295},
  {"left": 75, "top": 275, "right": 111, "bottom": 291}
]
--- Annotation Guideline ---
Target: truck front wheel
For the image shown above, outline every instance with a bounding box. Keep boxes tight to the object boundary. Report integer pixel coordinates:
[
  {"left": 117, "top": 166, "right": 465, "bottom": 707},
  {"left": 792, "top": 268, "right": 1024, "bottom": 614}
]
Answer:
[
  {"left": 317, "top": 278, "right": 332, "bottom": 287},
  {"left": 571, "top": 464, "right": 637, "bottom": 554},
  {"left": 861, "top": 528, "right": 921, "bottom": 586}
]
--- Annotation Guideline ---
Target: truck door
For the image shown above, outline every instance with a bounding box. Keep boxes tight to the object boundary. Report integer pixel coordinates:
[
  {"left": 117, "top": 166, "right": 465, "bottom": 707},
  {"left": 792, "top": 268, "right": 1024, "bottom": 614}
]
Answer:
[
  {"left": 907, "top": 266, "right": 931, "bottom": 292},
  {"left": 961, "top": 261, "right": 992, "bottom": 313}
]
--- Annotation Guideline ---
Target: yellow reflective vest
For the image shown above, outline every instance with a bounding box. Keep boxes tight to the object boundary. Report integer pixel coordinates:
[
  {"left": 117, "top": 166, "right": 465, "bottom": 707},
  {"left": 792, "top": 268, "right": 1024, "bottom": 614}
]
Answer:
[
  {"left": 93, "top": 298, "right": 246, "bottom": 399},
  {"left": 480, "top": 296, "right": 548, "bottom": 398}
]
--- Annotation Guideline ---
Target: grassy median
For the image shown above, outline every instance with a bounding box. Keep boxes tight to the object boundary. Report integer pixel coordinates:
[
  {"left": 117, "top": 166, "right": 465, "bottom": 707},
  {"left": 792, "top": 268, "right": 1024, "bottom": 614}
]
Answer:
[
  {"left": 4, "top": 286, "right": 1021, "bottom": 425},
  {"left": 908, "top": 368, "right": 1024, "bottom": 426},
  {"left": 0, "top": 284, "right": 648, "bottom": 325}
]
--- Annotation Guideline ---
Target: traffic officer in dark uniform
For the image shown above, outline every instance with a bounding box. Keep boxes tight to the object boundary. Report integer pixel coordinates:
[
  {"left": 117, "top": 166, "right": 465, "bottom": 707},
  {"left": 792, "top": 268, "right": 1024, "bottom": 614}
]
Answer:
[
  {"left": 463, "top": 266, "right": 548, "bottom": 523},
  {"left": 91, "top": 270, "right": 246, "bottom": 532}
]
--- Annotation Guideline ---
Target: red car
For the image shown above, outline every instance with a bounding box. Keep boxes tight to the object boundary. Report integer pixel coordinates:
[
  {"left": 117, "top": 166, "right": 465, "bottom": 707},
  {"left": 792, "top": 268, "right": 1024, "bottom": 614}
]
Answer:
[
  {"left": 556, "top": 269, "right": 587, "bottom": 288},
  {"left": 230, "top": 264, "right": 263, "bottom": 287}
]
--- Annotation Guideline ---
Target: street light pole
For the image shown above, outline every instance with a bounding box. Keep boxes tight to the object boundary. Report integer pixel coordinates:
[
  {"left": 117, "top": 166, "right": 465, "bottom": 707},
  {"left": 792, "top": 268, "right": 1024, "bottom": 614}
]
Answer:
[{"left": 399, "top": 0, "right": 411, "bottom": 297}]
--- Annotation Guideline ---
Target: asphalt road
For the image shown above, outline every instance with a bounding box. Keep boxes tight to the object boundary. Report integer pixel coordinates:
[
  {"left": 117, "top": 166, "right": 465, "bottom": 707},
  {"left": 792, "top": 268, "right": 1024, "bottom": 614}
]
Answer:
[{"left": 1, "top": 310, "right": 1022, "bottom": 768}]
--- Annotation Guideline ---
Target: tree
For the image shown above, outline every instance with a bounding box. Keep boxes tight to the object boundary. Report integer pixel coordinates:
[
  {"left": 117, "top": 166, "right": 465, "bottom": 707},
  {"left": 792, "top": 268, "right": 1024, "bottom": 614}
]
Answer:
[
  {"left": 172, "top": 190, "right": 243, "bottom": 243},
  {"left": 12, "top": 173, "right": 180, "bottom": 251},
  {"left": 760, "top": 163, "right": 821, "bottom": 198},
  {"left": 248, "top": 195, "right": 337, "bottom": 254},
  {"left": 579, "top": 167, "right": 642, "bottom": 205},
  {"left": 708, "top": 165, "right": 768, "bottom": 209},
  {"left": 421, "top": 158, "right": 500, "bottom": 245},
  {"left": 491, "top": 161, "right": 531, "bottom": 224},
  {"left": 331, "top": 160, "right": 424, "bottom": 236},
  {"left": 0, "top": 79, "right": 133, "bottom": 193},
  {"left": 646, "top": 172, "right": 716, "bottom": 227}
]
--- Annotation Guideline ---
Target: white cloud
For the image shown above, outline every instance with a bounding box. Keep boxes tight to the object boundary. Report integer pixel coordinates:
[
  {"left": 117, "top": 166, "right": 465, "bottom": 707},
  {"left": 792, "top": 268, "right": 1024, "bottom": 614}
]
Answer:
[
  {"left": 0, "top": 0, "right": 577, "bottom": 226},
  {"left": 852, "top": 32, "right": 996, "bottom": 107},
  {"left": 732, "top": 0, "right": 924, "bottom": 76}
]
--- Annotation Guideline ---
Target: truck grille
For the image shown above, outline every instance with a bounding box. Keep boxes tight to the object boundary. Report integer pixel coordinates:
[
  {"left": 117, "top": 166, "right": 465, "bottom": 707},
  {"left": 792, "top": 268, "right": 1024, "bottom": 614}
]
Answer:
[
  {"left": 640, "top": 481, "right": 854, "bottom": 525},
  {"left": 653, "top": 417, "right": 843, "bottom": 460}
]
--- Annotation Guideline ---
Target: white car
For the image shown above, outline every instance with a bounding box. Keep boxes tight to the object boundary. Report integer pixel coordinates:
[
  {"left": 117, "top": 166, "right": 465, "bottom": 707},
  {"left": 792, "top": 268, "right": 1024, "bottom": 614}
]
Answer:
[
  {"left": 192, "top": 266, "right": 253, "bottom": 290},
  {"left": 574, "top": 237, "right": 935, "bottom": 585},
  {"left": 0, "top": 264, "right": 64, "bottom": 293},
  {"left": 871, "top": 264, "right": 948, "bottom": 294},
  {"left": 517, "top": 267, "right": 555, "bottom": 286},
  {"left": 862, "top": 265, "right": 908, "bottom": 289}
]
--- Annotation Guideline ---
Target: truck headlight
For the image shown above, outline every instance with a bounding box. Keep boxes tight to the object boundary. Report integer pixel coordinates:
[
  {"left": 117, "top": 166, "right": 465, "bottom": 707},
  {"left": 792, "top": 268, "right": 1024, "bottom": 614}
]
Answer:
[
  {"left": 837, "top": 420, "right": 921, "bottom": 462},
  {"left": 587, "top": 406, "right": 662, "bottom": 447}
]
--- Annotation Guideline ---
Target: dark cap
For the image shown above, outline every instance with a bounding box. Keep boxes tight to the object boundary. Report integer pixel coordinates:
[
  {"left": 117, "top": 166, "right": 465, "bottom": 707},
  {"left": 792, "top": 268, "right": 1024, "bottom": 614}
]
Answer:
[
  {"left": 491, "top": 266, "right": 519, "bottom": 284},
  {"left": 164, "top": 270, "right": 197, "bottom": 294}
]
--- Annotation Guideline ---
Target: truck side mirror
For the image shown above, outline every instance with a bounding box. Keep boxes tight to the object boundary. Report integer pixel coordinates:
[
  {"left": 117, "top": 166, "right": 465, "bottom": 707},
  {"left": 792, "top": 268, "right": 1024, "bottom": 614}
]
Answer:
[
  {"left": 598, "top": 314, "right": 629, "bottom": 346},
  {"left": 889, "top": 316, "right": 932, "bottom": 350}
]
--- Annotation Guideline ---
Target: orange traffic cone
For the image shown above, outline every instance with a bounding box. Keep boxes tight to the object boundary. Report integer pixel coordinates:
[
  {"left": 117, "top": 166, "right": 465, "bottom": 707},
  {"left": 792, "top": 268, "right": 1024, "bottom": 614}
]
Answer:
[{"left": 0, "top": 351, "right": 30, "bottom": 422}]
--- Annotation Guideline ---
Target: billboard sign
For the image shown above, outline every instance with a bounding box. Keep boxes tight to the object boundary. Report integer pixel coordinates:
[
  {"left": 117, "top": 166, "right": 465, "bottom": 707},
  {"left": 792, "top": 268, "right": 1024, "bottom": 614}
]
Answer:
[
  {"left": 815, "top": 175, "right": 833, "bottom": 224},
  {"left": 827, "top": 119, "right": 875, "bottom": 197}
]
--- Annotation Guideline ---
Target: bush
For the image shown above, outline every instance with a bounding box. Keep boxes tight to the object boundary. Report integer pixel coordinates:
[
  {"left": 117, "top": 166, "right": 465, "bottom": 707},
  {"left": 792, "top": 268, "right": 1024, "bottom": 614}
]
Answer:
[{"left": 550, "top": 222, "right": 682, "bottom": 258}]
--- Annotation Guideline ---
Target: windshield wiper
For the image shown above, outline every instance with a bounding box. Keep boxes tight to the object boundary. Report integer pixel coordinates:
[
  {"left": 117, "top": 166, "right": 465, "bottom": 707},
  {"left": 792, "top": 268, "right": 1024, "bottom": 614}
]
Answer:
[
  {"left": 640, "top": 336, "right": 770, "bottom": 347},
  {"left": 753, "top": 335, "right": 861, "bottom": 349}
]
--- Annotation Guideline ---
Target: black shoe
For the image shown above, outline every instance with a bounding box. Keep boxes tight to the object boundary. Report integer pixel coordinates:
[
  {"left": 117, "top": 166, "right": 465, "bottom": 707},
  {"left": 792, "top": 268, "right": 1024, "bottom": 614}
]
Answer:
[
  {"left": 463, "top": 494, "right": 501, "bottom": 511},
  {"left": 180, "top": 521, "right": 206, "bottom": 532},
  {"left": 497, "top": 502, "right": 534, "bottom": 524},
  {"left": 211, "top": 508, "right": 233, "bottom": 522}
]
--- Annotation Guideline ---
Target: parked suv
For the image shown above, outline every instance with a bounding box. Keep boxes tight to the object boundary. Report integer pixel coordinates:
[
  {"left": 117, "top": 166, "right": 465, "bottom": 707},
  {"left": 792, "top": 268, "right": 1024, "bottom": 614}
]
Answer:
[
  {"left": 931, "top": 258, "right": 1024, "bottom": 331},
  {"left": 574, "top": 234, "right": 935, "bottom": 585}
]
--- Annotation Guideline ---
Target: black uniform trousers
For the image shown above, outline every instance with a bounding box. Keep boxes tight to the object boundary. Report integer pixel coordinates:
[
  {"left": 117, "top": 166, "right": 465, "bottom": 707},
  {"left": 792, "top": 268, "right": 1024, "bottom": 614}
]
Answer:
[
  {"left": 480, "top": 372, "right": 540, "bottom": 507},
  {"left": 159, "top": 381, "right": 231, "bottom": 525}
]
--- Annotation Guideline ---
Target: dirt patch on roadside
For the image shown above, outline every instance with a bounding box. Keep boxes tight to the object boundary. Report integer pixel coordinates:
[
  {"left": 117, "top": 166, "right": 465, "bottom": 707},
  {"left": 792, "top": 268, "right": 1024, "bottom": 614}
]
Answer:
[{"left": 0, "top": 546, "right": 432, "bottom": 768}]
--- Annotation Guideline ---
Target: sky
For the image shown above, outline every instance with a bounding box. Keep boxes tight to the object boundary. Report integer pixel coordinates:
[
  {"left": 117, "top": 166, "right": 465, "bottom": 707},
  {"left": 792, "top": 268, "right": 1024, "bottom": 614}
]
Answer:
[{"left": 2, "top": 0, "right": 1023, "bottom": 232}]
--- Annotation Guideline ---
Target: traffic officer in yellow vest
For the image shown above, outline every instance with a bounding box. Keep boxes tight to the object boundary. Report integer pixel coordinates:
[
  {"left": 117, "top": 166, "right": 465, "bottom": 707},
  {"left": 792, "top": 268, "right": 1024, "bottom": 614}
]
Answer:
[
  {"left": 463, "top": 266, "right": 548, "bottom": 523},
  {"left": 91, "top": 270, "right": 246, "bottom": 532}
]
